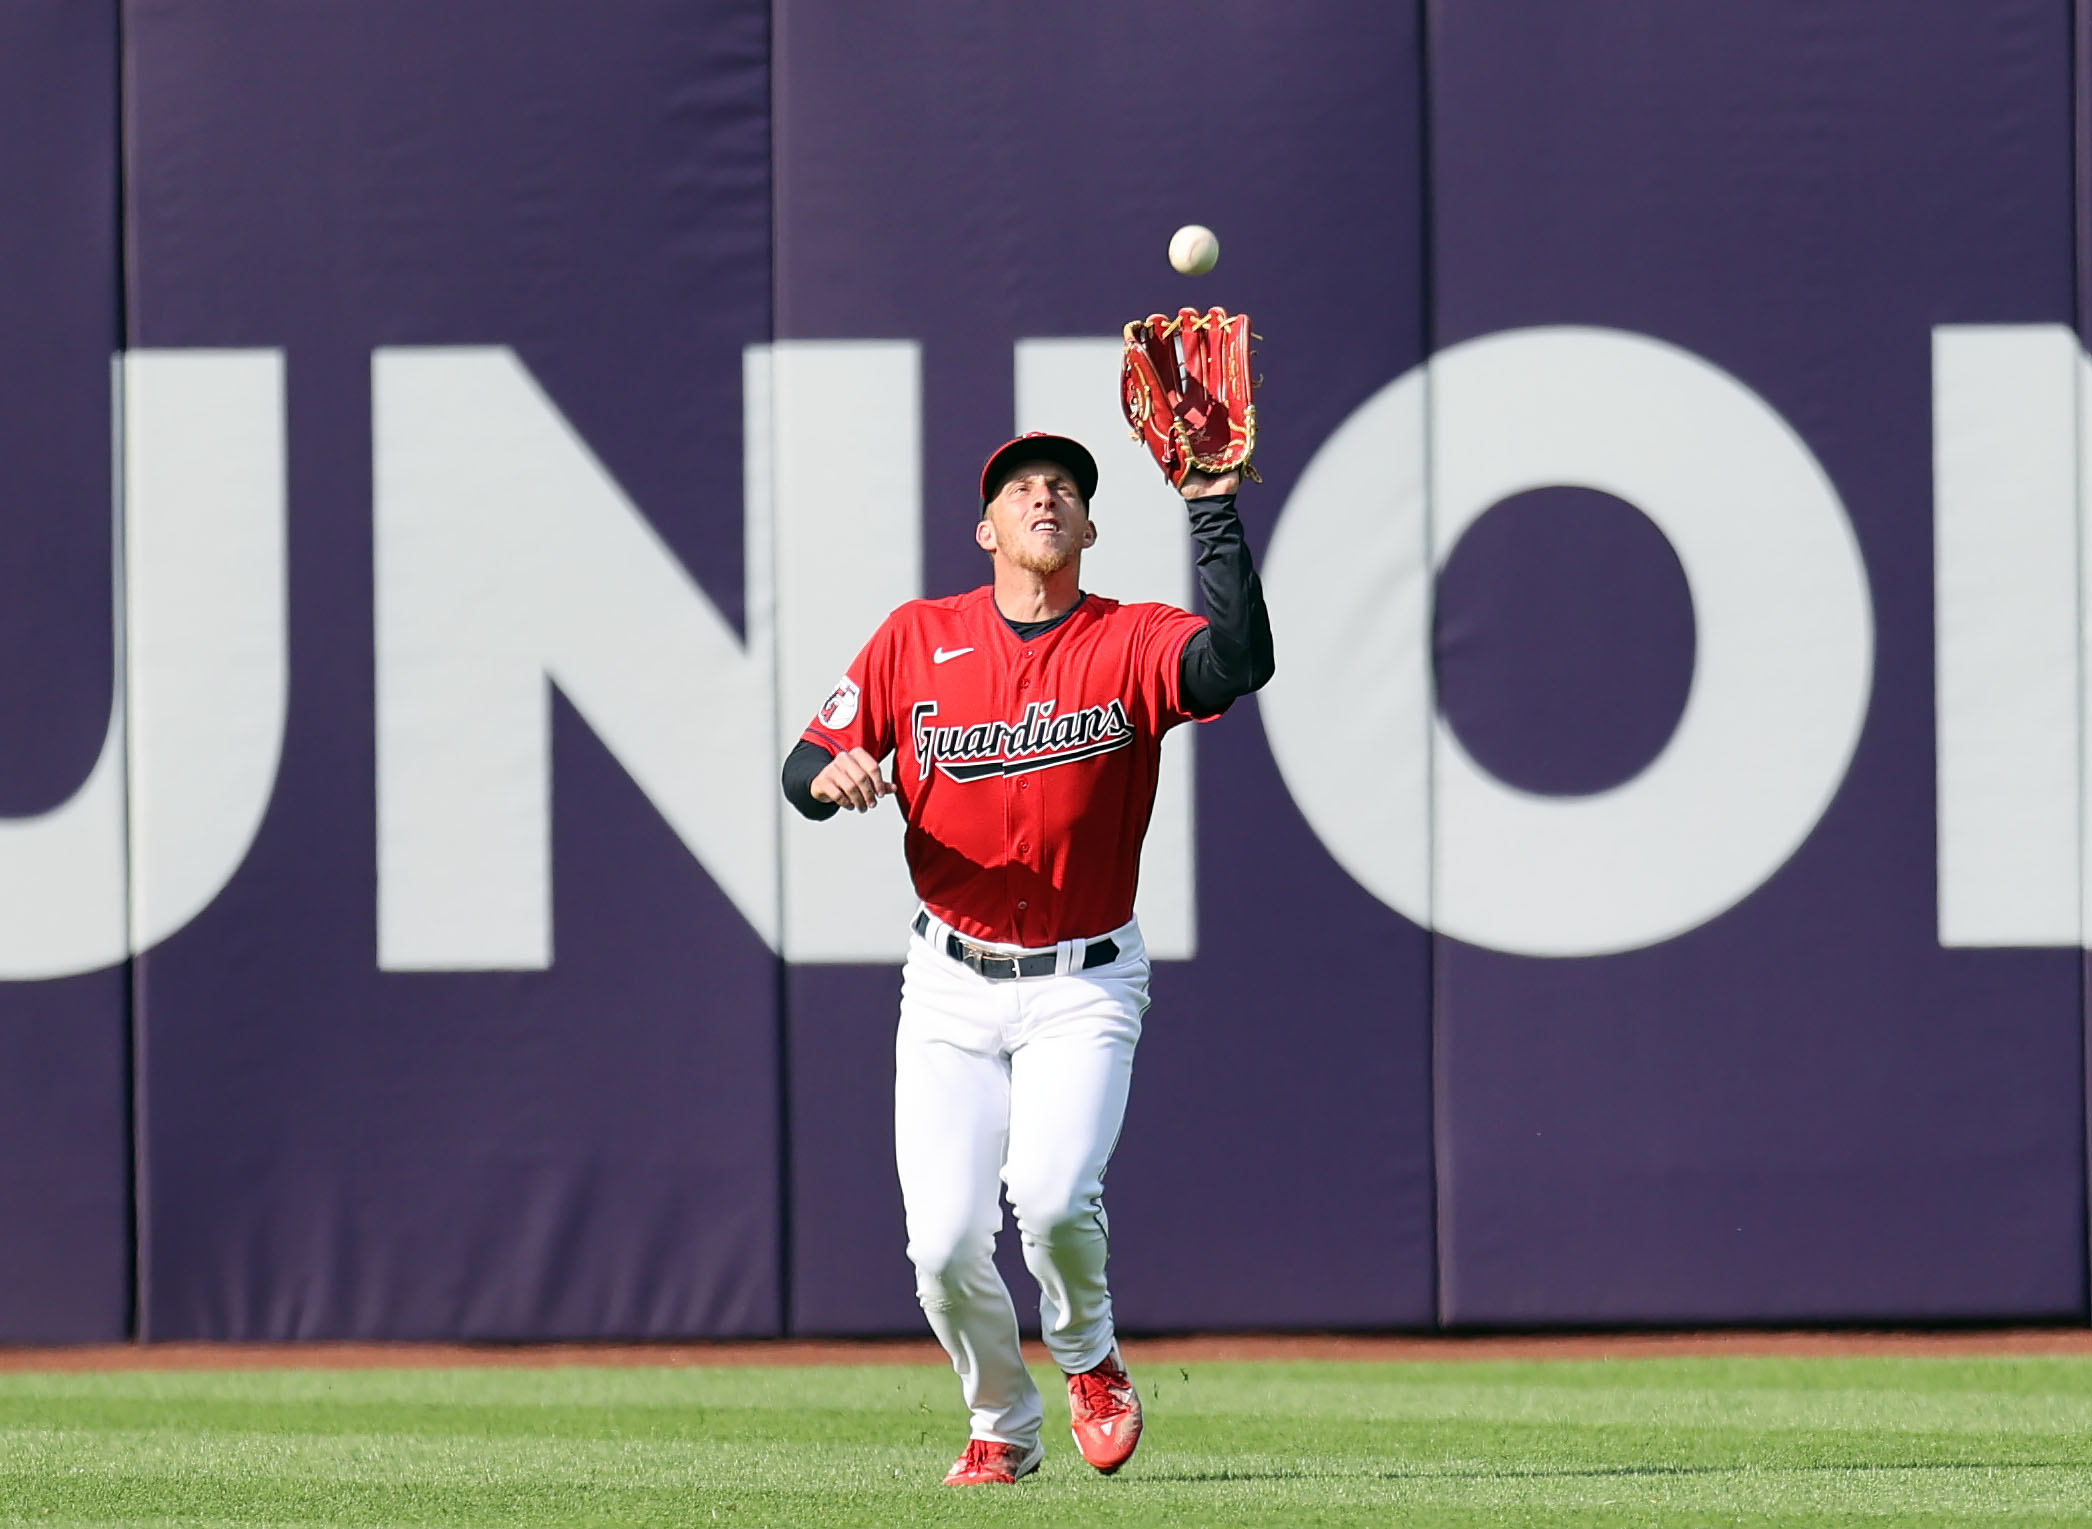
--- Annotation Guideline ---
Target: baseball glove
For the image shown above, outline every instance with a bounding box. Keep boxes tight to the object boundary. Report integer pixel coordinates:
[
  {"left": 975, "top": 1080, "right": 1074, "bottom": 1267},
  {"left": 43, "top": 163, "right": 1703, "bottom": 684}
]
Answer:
[{"left": 1120, "top": 307, "right": 1259, "bottom": 487}]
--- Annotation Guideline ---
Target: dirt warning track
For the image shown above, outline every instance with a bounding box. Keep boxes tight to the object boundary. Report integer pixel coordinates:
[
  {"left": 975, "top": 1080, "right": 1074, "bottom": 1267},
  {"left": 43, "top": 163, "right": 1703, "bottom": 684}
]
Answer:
[{"left": 6, "top": 1328, "right": 2092, "bottom": 1371}]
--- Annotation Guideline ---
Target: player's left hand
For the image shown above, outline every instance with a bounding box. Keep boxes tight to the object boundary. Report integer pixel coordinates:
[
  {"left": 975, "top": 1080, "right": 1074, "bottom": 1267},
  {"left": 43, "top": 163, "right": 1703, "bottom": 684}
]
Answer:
[{"left": 1178, "top": 467, "right": 1241, "bottom": 499}]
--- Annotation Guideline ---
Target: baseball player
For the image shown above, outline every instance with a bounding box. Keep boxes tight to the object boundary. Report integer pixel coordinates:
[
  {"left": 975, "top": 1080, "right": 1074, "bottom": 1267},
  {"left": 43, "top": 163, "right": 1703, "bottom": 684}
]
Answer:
[{"left": 781, "top": 431, "right": 1273, "bottom": 1485}]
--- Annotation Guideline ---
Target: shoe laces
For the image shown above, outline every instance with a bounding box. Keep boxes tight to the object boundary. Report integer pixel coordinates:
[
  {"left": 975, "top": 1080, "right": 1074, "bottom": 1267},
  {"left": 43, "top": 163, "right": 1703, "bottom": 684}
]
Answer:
[
  {"left": 958, "top": 1438, "right": 1012, "bottom": 1469},
  {"left": 1071, "top": 1356, "right": 1134, "bottom": 1418}
]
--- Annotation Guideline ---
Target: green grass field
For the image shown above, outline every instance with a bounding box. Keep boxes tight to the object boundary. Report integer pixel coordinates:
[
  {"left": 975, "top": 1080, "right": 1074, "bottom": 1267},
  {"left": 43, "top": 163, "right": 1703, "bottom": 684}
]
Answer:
[{"left": 3, "top": 1355, "right": 2090, "bottom": 1527}]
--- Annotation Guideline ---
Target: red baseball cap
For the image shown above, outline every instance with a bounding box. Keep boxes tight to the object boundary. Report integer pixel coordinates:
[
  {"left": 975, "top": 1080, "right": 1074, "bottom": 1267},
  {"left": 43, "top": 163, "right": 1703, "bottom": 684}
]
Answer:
[{"left": 979, "top": 432, "right": 1099, "bottom": 506}]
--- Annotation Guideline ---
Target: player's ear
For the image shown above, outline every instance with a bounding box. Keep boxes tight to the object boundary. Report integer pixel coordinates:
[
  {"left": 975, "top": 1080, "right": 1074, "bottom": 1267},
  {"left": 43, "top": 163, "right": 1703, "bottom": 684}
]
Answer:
[
  {"left": 975, "top": 516, "right": 997, "bottom": 553},
  {"left": 1082, "top": 518, "right": 1097, "bottom": 548}
]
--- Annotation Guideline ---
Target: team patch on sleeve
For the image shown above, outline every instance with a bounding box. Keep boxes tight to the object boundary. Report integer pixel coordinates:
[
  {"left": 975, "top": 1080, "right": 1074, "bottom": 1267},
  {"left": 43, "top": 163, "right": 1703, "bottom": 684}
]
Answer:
[{"left": 819, "top": 677, "right": 861, "bottom": 730}]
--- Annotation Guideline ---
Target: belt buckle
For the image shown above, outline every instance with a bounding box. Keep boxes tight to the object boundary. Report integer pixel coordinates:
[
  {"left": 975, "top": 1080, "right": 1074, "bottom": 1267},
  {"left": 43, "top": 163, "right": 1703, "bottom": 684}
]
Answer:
[
  {"left": 946, "top": 929, "right": 1052, "bottom": 981},
  {"left": 951, "top": 936, "right": 996, "bottom": 976}
]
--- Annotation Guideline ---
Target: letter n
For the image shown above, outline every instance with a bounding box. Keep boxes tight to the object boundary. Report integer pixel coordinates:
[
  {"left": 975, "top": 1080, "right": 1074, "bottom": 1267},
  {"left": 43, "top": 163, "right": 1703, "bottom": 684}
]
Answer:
[{"left": 373, "top": 348, "right": 776, "bottom": 968}]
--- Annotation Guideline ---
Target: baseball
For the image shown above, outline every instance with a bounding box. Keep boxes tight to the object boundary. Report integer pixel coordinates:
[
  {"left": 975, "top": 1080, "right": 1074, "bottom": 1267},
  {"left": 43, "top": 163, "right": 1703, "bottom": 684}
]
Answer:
[{"left": 1168, "top": 223, "right": 1219, "bottom": 276}]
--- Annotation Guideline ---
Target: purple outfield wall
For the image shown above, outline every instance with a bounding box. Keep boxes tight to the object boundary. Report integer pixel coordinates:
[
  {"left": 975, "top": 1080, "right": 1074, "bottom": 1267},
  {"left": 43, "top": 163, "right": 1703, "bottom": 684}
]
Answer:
[
  {"left": 125, "top": 0, "right": 781, "bottom": 1338},
  {"left": 1428, "top": 0, "right": 2084, "bottom": 1324},
  {"left": 0, "top": 1, "right": 130, "bottom": 1343},
  {"left": 2077, "top": 0, "right": 2092, "bottom": 1320},
  {"left": 0, "top": 1, "right": 2085, "bottom": 1340},
  {"left": 772, "top": 0, "right": 1437, "bottom": 1335}
]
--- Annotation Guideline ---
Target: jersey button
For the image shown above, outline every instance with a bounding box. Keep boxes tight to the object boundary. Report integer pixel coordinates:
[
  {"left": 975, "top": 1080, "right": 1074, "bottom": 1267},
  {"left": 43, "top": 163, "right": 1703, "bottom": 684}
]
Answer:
[
  {"left": 1017, "top": 900, "right": 1029, "bottom": 911},
  {"left": 1018, "top": 841, "right": 1029, "bottom": 854},
  {"left": 1018, "top": 779, "right": 1029, "bottom": 790}
]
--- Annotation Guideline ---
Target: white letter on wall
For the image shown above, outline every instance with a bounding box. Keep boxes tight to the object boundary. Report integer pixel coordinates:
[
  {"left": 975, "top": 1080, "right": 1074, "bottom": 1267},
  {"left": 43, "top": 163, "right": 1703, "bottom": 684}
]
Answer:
[
  {"left": 1258, "top": 367, "right": 1433, "bottom": 939},
  {"left": 125, "top": 350, "right": 289, "bottom": 956},
  {"left": 0, "top": 707, "right": 126, "bottom": 977},
  {"left": 1263, "top": 327, "right": 1874, "bottom": 958},
  {"left": 761, "top": 342, "right": 923, "bottom": 962},
  {"left": 1932, "top": 325, "right": 2082, "bottom": 947},
  {"left": 374, "top": 347, "right": 777, "bottom": 969},
  {"left": 1016, "top": 338, "right": 1198, "bottom": 958},
  {"left": 0, "top": 350, "right": 285, "bottom": 980}
]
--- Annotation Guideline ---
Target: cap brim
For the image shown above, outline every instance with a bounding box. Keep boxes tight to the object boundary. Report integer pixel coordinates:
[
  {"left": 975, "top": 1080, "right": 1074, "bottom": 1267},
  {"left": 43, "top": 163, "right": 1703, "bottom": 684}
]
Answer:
[{"left": 979, "top": 434, "right": 1099, "bottom": 505}]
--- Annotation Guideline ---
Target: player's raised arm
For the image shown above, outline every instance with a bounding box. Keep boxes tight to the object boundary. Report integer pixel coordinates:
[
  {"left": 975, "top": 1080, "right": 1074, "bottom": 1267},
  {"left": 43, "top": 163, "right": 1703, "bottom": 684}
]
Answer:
[
  {"left": 1121, "top": 309, "right": 1273, "bottom": 716},
  {"left": 1175, "top": 482, "right": 1274, "bottom": 715}
]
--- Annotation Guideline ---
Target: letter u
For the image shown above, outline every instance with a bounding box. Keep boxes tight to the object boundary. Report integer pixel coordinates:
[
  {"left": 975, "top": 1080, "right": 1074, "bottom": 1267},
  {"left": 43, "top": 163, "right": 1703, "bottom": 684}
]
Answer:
[{"left": 0, "top": 351, "right": 286, "bottom": 981}]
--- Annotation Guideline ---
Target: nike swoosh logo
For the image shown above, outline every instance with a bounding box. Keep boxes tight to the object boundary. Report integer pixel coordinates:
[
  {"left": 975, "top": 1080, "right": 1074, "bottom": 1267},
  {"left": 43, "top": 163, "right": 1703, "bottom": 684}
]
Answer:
[{"left": 933, "top": 646, "right": 974, "bottom": 664}]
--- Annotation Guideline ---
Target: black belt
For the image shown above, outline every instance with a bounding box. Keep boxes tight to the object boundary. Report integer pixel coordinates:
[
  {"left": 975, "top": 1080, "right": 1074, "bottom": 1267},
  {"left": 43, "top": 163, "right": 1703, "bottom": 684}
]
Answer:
[{"left": 912, "top": 911, "right": 1119, "bottom": 980}]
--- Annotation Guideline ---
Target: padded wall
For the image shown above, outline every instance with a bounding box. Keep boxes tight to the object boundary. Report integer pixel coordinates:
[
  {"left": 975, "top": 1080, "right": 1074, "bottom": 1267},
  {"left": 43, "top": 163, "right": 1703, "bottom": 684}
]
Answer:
[
  {"left": 0, "top": 1, "right": 2086, "bottom": 1342},
  {"left": 2079, "top": 0, "right": 2092, "bottom": 1305},
  {"left": 0, "top": 0, "right": 130, "bottom": 1343},
  {"left": 1427, "top": 0, "right": 2086, "bottom": 1323},
  {"left": 125, "top": 0, "right": 783, "bottom": 1338},
  {"left": 772, "top": 0, "right": 1439, "bottom": 1334}
]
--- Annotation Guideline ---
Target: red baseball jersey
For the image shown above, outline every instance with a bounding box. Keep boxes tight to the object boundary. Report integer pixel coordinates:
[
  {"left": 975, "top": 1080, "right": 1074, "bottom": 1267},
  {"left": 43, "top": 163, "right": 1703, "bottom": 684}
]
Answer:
[{"left": 802, "top": 586, "right": 1214, "bottom": 946}]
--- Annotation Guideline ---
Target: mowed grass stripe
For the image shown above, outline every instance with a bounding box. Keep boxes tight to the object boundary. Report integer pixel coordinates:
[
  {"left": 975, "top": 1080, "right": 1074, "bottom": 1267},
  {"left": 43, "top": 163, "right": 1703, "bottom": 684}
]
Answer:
[{"left": 3, "top": 1356, "right": 2091, "bottom": 1527}]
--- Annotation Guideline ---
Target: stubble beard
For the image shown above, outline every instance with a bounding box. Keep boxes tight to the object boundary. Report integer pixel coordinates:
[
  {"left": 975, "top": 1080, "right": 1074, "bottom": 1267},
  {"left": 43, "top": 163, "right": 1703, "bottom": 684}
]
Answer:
[{"left": 1006, "top": 539, "right": 1076, "bottom": 577}]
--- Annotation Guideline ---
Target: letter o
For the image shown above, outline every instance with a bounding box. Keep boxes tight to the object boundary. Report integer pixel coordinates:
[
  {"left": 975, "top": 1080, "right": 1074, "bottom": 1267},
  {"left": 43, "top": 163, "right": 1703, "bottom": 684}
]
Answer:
[{"left": 1260, "top": 326, "right": 1873, "bottom": 957}]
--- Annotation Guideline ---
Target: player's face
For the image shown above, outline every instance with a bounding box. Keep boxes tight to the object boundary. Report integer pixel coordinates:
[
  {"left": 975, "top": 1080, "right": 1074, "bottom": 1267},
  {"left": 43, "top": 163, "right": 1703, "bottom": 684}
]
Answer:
[{"left": 979, "top": 460, "right": 1095, "bottom": 575}]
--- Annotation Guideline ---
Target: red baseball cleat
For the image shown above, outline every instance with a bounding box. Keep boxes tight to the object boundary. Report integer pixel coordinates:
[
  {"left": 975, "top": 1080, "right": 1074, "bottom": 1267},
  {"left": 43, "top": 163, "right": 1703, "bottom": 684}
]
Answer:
[
  {"left": 1066, "top": 1344, "right": 1143, "bottom": 1473},
  {"left": 941, "top": 1437, "right": 1044, "bottom": 1486}
]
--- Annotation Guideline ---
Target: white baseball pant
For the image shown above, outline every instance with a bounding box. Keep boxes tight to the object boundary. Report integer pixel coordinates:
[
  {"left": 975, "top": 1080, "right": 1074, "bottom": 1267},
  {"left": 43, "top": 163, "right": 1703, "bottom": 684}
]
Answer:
[{"left": 894, "top": 909, "right": 1149, "bottom": 1450}]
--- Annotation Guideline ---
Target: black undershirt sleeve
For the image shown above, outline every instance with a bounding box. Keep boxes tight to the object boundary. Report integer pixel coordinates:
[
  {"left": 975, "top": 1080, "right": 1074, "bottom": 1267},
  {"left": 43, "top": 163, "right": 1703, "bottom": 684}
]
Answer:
[
  {"left": 1177, "top": 492, "right": 1276, "bottom": 717},
  {"left": 782, "top": 737, "right": 840, "bottom": 821}
]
